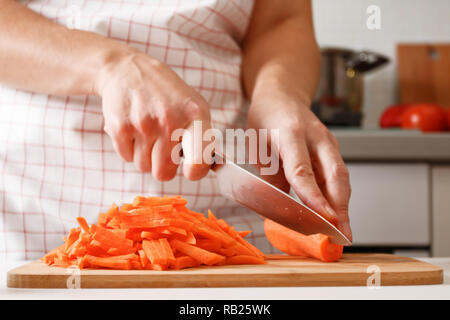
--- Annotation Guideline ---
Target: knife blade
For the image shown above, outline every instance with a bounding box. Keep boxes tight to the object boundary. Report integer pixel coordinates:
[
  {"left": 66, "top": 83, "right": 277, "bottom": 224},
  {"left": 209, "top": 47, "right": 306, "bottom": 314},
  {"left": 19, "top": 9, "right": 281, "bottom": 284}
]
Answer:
[{"left": 211, "top": 153, "right": 352, "bottom": 246}]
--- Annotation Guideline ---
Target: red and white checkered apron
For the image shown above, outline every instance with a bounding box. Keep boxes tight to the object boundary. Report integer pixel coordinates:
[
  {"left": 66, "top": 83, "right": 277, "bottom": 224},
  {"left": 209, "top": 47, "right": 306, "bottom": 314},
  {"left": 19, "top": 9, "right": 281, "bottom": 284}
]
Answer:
[{"left": 0, "top": 0, "right": 277, "bottom": 261}]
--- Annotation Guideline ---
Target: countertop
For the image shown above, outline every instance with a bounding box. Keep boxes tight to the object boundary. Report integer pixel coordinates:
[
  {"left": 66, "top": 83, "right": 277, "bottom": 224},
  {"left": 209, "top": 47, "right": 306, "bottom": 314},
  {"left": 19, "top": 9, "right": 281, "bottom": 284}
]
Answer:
[
  {"left": 332, "top": 129, "right": 450, "bottom": 162},
  {"left": 1, "top": 258, "right": 450, "bottom": 300}
]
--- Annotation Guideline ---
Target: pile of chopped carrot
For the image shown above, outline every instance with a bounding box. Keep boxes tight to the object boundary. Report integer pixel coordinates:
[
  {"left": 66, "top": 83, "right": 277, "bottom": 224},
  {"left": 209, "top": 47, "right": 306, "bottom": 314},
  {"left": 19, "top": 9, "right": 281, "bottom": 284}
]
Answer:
[{"left": 41, "top": 195, "right": 265, "bottom": 270}]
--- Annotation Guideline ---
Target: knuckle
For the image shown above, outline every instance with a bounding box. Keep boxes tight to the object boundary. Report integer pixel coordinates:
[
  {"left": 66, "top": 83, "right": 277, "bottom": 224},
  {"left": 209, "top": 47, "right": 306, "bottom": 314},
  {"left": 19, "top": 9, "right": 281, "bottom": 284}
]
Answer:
[
  {"left": 335, "top": 204, "right": 350, "bottom": 214},
  {"left": 133, "top": 116, "right": 153, "bottom": 135},
  {"left": 291, "top": 163, "right": 315, "bottom": 181},
  {"left": 183, "top": 97, "right": 209, "bottom": 120},
  {"left": 329, "top": 162, "right": 350, "bottom": 181},
  {"left": 285, "top": 120, "right": 306, "bottom": 137}
]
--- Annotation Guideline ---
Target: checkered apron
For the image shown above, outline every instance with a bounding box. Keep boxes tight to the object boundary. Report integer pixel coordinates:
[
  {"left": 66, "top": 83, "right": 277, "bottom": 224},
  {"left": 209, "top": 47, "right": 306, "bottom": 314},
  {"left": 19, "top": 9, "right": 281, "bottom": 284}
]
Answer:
[{"left": 0, "top": 0, "right": 276, "bottom": 261}]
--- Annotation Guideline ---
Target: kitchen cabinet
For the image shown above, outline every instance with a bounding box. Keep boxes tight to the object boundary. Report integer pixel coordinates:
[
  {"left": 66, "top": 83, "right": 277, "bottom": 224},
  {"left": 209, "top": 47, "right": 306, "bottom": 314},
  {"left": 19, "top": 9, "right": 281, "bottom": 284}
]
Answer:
[
  {"left": 347, "top": 163, "right": 430, "bottom": 246},
  {"left": 432, "top": 166, "right": 450, "bottom": 257},
  {"left": 333, "top": 129, "right": 450, "bottom": 257}
]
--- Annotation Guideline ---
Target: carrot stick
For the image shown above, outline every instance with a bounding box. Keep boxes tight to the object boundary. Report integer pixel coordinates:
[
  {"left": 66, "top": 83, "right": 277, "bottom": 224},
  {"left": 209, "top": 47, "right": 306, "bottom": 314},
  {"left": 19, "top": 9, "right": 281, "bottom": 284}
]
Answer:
[
  {"left": 64, "top": 228, "right": 81, "bottom": 253},
  {"left": 76, "top": 217, "right": 90, "bottom": 233},
  {"left": 83, "top": 255, "right": 132, "bottom": 270},
  {"left": 196, "top": 239, "right": 221, "bottom": 252},
  {"left": 237, "top": 230, "right": 252, "bottom": 238},
  {"left": 264, "top": 219, "right": 343, "bottom": 262},
  {"left": 142, "top": 240, "right": 163, "bottom": 265},
  {"left": 159, "top": 238, "right": 176, "bottom": 264},
  {"left": 170, "top": 239, "right": 225, "bottom": 266},
  {"left": 169, "top": 256, "right": 200, "bottom": 270}
]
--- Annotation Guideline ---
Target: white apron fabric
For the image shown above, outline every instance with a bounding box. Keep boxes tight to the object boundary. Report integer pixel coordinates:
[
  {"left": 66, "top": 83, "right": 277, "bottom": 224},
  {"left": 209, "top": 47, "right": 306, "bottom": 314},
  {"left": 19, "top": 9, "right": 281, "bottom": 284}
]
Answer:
[{"left": 0, "top": 0, "right": 277, "bottom": 261}]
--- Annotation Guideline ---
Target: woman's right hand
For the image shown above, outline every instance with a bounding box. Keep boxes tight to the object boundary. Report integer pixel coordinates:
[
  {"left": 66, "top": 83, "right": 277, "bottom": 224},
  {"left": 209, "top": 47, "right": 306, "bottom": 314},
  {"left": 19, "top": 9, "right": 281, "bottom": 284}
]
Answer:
[{"left": 95, "top": 49, "right": 213, "bottom": 181}]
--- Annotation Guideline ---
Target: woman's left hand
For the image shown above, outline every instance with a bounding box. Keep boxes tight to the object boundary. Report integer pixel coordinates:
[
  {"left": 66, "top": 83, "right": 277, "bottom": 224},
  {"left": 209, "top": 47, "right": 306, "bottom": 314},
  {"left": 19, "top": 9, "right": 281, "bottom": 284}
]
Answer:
[{"left": 247, "top": 92, "right": 353, "bottom": 241}]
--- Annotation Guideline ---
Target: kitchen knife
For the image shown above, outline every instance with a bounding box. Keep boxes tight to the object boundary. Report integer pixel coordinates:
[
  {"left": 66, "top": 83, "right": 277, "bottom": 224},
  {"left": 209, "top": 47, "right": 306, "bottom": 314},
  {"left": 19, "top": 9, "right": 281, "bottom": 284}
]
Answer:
[{"left": 211, "top": 153, "right": 352, "bottom": 246}]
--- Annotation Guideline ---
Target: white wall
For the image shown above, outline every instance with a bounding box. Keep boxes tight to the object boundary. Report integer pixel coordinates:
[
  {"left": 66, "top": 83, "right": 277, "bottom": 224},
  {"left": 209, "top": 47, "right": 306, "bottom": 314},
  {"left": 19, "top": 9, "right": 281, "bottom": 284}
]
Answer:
[{"left": 312, "top": 0, "right": 450, "bottom": 128}]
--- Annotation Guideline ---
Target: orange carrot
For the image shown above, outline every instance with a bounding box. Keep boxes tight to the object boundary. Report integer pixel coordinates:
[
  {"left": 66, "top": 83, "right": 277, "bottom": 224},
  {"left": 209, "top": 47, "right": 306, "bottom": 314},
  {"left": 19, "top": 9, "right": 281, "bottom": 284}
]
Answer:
[
  {"left": 238, "top": 230, "right": 252, "bottom": 238},
  {"left": 76, "top": 217, "right": 90, "bottom": 233},
  {"left": 170, "top": 239, "right": 225, "bottom": 266},
  {"left": 169, "top": 256, "right": 200, "bottom": 270},
  {"left": 41, "top": 195, "right": 266, "bottom": 270},
  {"left": 196, "top": 239, "right": 221, "bottom": 252},
  {"left": 159, "top": 238, "right": 176, "bottom": 264},
  {"left": 264, "top": 219, "right": 343, "bottom": 262},
  {"left": 64, "top": 228, "right": 81, "bottom": 253},
  {"left": 90, "top": 224, "right": 134, "bottom": 250},
  {"left": 83, "top": 254, "right": 132, "bottom": 270}
]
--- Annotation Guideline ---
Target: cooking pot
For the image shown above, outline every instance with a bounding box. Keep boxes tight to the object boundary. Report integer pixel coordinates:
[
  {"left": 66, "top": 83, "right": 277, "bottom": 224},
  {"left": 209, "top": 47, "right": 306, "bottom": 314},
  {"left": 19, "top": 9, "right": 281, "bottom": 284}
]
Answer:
[{"left": 312, "top": 47, "right": 389, "bottom": 126}]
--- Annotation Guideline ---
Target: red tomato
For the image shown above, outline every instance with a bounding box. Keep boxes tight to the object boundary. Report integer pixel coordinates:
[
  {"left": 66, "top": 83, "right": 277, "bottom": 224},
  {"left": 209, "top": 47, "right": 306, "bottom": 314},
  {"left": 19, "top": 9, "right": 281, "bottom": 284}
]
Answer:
[
  {"left": 447, "top": 109, "right": 450, "bottom": 130},
  {"left": 401, "top": 104, "right": 447, "bottom": 133},
  {"left": 379, "top": 104, "right": 410, "bottom": 128}
]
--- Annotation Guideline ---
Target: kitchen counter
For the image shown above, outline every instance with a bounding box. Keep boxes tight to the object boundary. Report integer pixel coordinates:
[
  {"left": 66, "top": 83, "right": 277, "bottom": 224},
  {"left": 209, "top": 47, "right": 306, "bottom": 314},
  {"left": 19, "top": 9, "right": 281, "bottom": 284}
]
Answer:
[
  {"left": 332, "top": 129, "right": 450, "bottom": 162},
  {"left": 1, "top": 258, "right": 450, "bottom": 300}
]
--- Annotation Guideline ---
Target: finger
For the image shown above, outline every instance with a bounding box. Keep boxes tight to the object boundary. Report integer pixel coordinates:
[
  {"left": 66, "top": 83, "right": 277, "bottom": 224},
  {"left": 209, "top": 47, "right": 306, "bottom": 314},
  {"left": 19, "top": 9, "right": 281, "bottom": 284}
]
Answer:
[
  {"left": 133, "top": 132, "right": 156, "bottom": 172},
  {"left": 314, "top": 140, "right": 353, "bottom": 241},
  {"left": 254, "top": 145, "right": 290, "bottom": 193},
  {"left": 102, "top": 95, "right": 134, "bottom": 162},
  {"left": 279, "top": 130, "right": 337, "bottom": 222},
  {"left": 151, "top": 136, "right": 179, "bottom": 181},
  {"left": 182, "top": 119, "right": 213, "bottom": 181},
  {"left": 104, "top": 120, "right": 134, "bottom": 162}
]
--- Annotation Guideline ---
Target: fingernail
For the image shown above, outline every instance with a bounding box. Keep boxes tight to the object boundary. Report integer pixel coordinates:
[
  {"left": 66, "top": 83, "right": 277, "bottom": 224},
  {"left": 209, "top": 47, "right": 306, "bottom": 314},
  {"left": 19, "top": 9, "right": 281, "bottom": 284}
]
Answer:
[{"left": 341, "top": 221, "right": 353, "bottom": 242}]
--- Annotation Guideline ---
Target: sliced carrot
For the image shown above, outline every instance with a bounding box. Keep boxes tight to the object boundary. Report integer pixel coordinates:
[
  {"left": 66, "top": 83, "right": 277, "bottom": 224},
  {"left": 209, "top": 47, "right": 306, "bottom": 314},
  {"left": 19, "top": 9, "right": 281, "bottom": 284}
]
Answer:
[
  {"left": 169, "top": 256, "right": 200, "bottom": 270},
  {"left": 264, "top": 219, "right": 343, "bottom": 262},
  {"left": 64, "top": 228, "right": 81, "bottom": 253},
  {"left": 192, "top": 224, "right": 235, "bottom": 247},
  {"left": 86, "top": 240, "right": 107, "bottom": 256},
  {"left": 76, "top": 217, "right": 90, "bottom": 233},
  {"left": 225, "top": 255, "right": 266, "bottom": 265},
  {"left": 238, "top": 230, "right": 252, "bottom": 238},
  {"left": 196, "top": 239, "right": 221, "bottom": 252},
  {"left": 83, "top": 255, "right": 132, "bottom": 270},
  {"left": 142, "top": 240, "right": 164, "bottom": 265},
  {"left": 141, "top": 230, "right": 162, "bottom": 240},
  {"left": 133, "top": 195, "right": 187, "bottom": 207},
  {"left": 106, "top": 203, "right": 119, "bottom": 218},
  {"left": 41, "top": 244, "right": 65, "bottom": 265},
  {"left": 167, "top": 226, "right": 187, "bottom": 236},
  {"left": 107, "top": 246, "right": 137, "bottom": 256},
  {"left": 91, "top": 224, "right": 134, "bottom": 250},
  {"left": 138, "top": 250, "right": 149, "bottom": 268},
  {"left": 159, "top": 238, "right": 176, "bottom": 264},
  {"left": 119, "top": 219, "right": 171, "bottom": 229},
  {"left": 170, "top": 239, "right": 225, "bottom": 266},
  {"left": 97, "top": 213, "right": 109, "bottom": 227},
  {"left": 42, "top": 195, "right": 266, "bottom": 270}
]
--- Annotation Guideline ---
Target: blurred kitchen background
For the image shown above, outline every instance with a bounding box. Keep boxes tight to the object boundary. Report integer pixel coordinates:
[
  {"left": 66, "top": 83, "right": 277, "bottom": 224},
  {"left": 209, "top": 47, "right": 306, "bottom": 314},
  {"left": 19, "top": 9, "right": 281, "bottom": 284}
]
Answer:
[{"left": 310, "top": 0, "right": 450, "bottom": 257}]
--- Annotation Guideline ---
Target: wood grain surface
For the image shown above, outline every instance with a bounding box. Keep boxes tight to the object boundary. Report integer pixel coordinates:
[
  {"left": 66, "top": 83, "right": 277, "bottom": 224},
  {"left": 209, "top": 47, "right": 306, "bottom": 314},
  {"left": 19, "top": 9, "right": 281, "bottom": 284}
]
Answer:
[{"left": 7, "top": 254, "right": 443, "bottom": 288}]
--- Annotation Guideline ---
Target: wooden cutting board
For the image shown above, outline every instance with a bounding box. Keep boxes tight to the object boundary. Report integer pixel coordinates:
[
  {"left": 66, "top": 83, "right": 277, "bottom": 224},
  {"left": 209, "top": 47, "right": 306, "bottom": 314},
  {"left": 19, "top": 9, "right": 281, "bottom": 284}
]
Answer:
[
  {"left": 397, "top": 43, "right": 450, "bottom": 108},
  {"left": 7, "top": 254, "right": 443, "bottom": 288}
]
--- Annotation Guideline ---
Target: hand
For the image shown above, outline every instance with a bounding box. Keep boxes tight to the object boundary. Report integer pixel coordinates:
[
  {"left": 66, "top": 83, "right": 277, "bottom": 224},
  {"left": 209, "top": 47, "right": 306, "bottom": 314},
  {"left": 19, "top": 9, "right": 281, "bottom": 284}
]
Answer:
[
  {"left": 248, "top": 91, "right": 352, "bottom": 241},
  {"left": 95, "top": 49, "right": 212, "bottom": 181}
]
